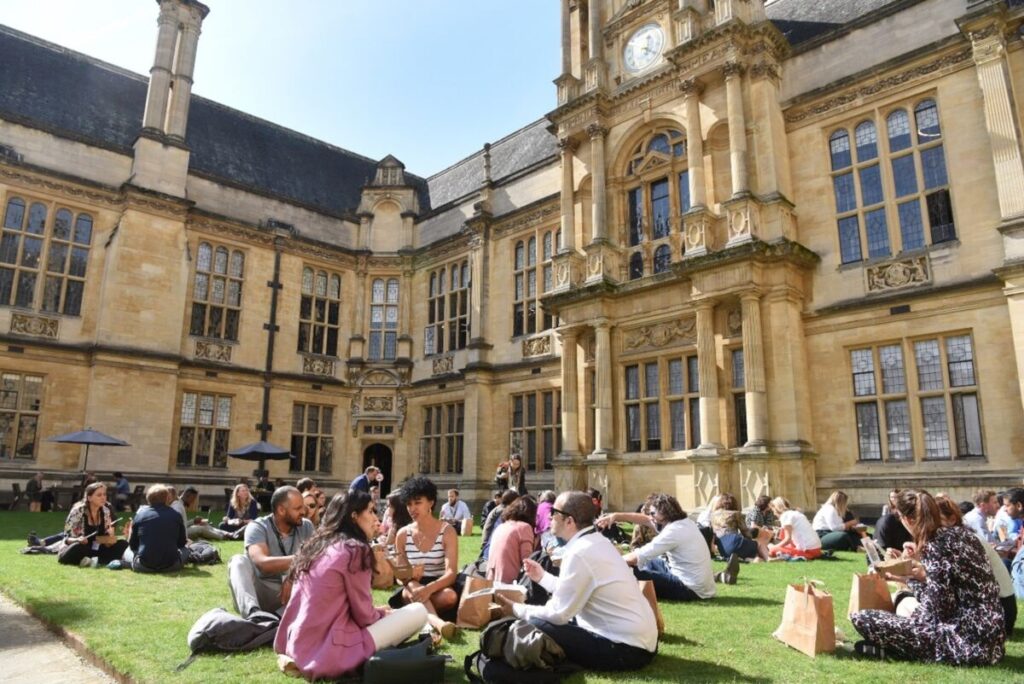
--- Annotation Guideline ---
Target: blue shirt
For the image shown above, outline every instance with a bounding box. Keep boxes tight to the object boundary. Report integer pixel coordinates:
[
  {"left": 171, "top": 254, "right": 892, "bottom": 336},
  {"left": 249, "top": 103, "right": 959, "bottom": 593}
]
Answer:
[
  {"left": 129, "top": 504, "right": 186, "bottom": 570},
  {"left": 349, "top": 474, "right": 370, "bottom": 493}
]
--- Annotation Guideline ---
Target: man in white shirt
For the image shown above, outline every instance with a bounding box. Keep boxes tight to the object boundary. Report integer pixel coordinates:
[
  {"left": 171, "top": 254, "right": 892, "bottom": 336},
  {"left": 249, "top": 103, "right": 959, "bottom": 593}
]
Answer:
[
  {"left": 495, "top": 491, "right": 657, "bottom": 672},
  {"left": 439, "top": 489, "right": 472, "bottom": 534},
  {"left": 963, "top": 489, "right": 998, "bottom": 540}
]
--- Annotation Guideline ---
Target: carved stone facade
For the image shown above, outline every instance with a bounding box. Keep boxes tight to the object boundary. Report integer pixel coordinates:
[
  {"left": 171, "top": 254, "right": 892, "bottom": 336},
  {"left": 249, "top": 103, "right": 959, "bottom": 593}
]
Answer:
[
  {"left": 865, "top": 256, "right": 931, "bottom": 293},
  {"left": 9, "top": 313, "right": 58, "bottom": 339},
  {"left": 194, "top": 340, "right": 232, "bottom": 362}
]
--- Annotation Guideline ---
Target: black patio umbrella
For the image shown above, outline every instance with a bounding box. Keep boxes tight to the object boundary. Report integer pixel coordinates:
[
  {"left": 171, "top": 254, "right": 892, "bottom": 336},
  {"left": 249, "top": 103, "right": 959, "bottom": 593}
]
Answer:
[
  {"left": 228, "top": 440, "right": 294, "bottom": 473},
  {"left": 49, "top": 428, "right": 130, "bottom": 472}
]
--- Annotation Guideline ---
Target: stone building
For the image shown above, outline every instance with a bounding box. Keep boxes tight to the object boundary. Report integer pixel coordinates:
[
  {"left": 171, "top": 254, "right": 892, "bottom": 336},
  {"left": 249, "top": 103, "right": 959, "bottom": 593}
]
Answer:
[{"left": 0, "top": 0, "right": 1022, "bottom": 510}]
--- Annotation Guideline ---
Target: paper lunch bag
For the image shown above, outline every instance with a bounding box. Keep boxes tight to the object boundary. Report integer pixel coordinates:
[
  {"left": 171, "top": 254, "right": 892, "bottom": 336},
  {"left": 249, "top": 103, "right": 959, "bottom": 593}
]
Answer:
[
  {"left": 847, "top": 572, "right": 894, "bottom": 616},
  {"left": 371, "top": 544, "right": 395, "bottom": 590},
  {"left": 773, "top": 581, "right": 836, "bottom": 657}
]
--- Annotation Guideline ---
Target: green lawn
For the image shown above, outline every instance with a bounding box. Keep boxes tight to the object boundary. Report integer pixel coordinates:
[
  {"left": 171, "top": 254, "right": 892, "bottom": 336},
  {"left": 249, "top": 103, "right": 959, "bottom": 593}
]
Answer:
[{"left": 1, "top": 511, "right": 1021, "bottom": 683}]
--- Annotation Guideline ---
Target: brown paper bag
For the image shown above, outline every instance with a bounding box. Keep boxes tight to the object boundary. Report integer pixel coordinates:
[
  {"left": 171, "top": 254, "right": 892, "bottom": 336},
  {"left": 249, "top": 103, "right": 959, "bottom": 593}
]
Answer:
[
  {"left": 773, "top": 581, "right": 836, "bottom": 657},
  {"left": 457, "top": 576, "right": 496, "bottom": 628},
  {"left": 874, "top": 558, "right": 912, "bottom": 577},
  {"left": 847, "top": 572, "right": 894, "bottom": 616},
  {"left": 461, "top": 518, "right": 474, "bottom": 537},
  {"left": 371, "top": 545, "right": 395, "bottom": 590},
  {"left": 638, "top": 580, "right": 665, "bottom": 636}
]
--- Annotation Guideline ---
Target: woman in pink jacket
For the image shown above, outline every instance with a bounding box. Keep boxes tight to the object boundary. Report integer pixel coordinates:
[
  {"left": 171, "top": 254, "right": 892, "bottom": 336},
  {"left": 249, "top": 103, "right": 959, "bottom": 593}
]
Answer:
[{"left": 274, "top": 491, "right": 427, "bottom": 680}]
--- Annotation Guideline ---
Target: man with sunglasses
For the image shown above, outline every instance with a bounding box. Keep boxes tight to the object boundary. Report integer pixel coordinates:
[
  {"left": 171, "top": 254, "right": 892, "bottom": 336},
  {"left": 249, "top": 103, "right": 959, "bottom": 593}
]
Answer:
[{"left": 495, "top": 491, "right": 658, "bottom": 672}]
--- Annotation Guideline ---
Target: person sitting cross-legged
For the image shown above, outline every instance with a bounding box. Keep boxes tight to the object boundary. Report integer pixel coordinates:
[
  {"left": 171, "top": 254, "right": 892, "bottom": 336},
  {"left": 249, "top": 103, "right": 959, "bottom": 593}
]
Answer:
[
  {"left": 599, "top": 493, "right": 724, "bottom": 600},
  {"left": 57, "top": 482, "right": 129, "bottom": 567},
  {"left": 123, "top": 484, "right": 189, "bottom": 573},
  {"left": 228, "top": 486, "right": 315, "bottom": 618},
  {"left": 767, "top": 497, "right": 822, "bottom": 560},
  {"left": 494, "top": 491, "right": 658, "bottom": 673},
  {"left": 219, "top": 483, "right": 259, "bottom": 534}
]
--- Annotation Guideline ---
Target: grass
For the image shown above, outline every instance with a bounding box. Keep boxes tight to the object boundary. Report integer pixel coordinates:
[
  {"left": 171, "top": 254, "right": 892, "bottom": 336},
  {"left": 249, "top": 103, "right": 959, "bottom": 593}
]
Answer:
[{"left": 0, "top": 511, "right": 1022, "bottom": 683}]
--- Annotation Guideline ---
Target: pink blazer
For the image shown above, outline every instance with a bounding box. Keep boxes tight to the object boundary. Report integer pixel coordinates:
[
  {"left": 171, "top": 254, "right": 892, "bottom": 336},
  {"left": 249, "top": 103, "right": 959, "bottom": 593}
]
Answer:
[
  {"left": 274, "top": 540, "right": 386, "bottom": 680},
  {"left": 486, "top": 520, "right": 535, "bottom": 583}
]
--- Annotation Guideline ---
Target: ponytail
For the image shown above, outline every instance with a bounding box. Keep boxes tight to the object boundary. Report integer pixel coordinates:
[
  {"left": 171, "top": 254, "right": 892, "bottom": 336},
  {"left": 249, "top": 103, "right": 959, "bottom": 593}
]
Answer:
[{"left": 895, "top": 489, "right": 941, "bottom": 552}]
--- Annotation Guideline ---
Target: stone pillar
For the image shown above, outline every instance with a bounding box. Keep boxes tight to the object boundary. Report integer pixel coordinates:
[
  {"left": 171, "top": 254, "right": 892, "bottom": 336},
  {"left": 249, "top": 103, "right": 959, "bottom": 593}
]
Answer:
[
  {"left": 969, "top": 23, "right": 1024, "bottom": 219},
  {"left": 749, "top": 61, "right": 790, "bottom": 201},
  {"left": 723, "top": 61, "right": 748, "bottom": 197},
  {"left": 561, "top": 0, "right": 572, "bottom": 75},
  {"left": 588, "top": 124, "right": 608, "bottom": 242},
  {"left": 469, "top": 235, "right": 486, "bottom": 342},
  {"left": 559, "top": 138, "right": 578, "bottom": 252},
  {"left": 558, "top": 326, "right": 581, "bottom": 456},
  {"left": 141, "top": 10, "right": 178, "bottom": 132},
  {"left": 696, "top": 301, "right": 722, "bottom": 447},
  {"left": 166, "top": 22, "right": 201, "bottom": 140},
  {"left": 349, "top": 262, "right": 368, "bottom": 359},
  {"left": 592, "top": 319, "right": 614, "bottom": 456},
  {"left": 588, "top": 0, "right": 601, "bottom": 61},
  {"left": 681, "top": 79, "right": 706, "bottom": 208},
  {"left": 740, "top": 291, "right": 768, "bottom": 445}
]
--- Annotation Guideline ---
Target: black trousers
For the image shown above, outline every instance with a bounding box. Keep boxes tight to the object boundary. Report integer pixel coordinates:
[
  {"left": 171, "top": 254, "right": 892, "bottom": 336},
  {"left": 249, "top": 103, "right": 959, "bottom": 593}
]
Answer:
[
  {"left": 528, "top": 618, "right": 655, "bottom": 672},
  {"left": 58, "top": 540, "right": 129, "bottom": 566}
]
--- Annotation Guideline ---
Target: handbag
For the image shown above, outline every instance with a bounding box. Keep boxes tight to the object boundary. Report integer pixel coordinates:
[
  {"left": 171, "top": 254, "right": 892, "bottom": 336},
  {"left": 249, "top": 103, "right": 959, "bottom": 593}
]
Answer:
[
  {"left": 847, "top": 572, "right": 894, "bottom": 616},
  {"left": 371, "top": 544, "right": 395, "bottom": 590},
  {"left": 364, "top": 633, "right": 446, "bottom": 684},
  {"left": 772, "top": 580, "right": 836, "bottom": 657}
]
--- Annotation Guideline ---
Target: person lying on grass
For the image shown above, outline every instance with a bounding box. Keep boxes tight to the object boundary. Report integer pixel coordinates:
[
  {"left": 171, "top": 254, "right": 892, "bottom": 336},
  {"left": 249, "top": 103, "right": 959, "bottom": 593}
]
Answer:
[
  {"left": 274, "top": 491, "right": 428, "bottom": 680},
  {"left": 767, "top": 497, "right": 822, "bottom": 560},
  {"left": 850, "top": 488, "right": 1005, "bottom": 664}
]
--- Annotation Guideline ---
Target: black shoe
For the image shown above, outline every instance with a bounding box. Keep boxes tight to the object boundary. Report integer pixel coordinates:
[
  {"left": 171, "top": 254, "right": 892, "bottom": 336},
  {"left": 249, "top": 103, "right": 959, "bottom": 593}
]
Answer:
[
  {"left": 27, "top": 532, "right": 41, "bottom": 547},
  {"left": 854, "top": 640, "right": 887, "bottom": 660}
]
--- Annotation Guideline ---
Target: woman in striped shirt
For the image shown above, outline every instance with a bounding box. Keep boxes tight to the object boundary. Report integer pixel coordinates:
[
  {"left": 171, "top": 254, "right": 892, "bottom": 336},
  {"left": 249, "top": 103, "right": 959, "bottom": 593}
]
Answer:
[{"left": 393, "top": 476, "right": 459, "bottom": 639}]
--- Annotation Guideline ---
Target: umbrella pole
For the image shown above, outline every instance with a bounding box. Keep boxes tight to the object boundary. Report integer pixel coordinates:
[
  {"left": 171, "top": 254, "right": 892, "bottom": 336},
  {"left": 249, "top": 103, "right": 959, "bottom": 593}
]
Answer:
[{"left": 83, "top": 444, "right": 90, "bottom": 472}]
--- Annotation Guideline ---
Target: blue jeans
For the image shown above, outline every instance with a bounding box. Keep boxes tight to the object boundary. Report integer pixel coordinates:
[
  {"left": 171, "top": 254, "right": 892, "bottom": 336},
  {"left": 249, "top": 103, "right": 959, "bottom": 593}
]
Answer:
[
  {"left": 1012, "top": 546, "right": 1024, "bottom": 600},
  {"left": 633, "top": 557, "right": 701, "bottom": 601}
]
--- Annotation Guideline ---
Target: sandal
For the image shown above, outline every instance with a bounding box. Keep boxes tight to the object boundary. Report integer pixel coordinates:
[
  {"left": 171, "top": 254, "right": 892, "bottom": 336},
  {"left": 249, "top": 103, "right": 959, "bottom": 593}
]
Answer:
[{"left": 854, "top": 640, "right": 887, "bottom": 660}]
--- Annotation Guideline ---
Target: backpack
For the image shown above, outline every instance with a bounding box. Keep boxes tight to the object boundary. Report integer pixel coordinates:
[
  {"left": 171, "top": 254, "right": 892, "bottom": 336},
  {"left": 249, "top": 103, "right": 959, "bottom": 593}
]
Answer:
[
  {"left": 175, "top": 608, "right": 279, "bottom": 671},
  {"left": 463, "top": 617, "right": 580, "bottom": 684},
  {"left": 515, "top": 548, "right": 560, "bottom": 605},
  {"left": 187, "top": 541, "right": 221, "bottom": 565}
]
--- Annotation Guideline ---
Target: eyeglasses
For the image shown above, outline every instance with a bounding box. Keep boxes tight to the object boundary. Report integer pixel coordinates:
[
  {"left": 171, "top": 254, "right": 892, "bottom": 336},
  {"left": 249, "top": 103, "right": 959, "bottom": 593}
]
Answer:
[{"left": 550, "top": 507, "right": 569, "bottom": 519}]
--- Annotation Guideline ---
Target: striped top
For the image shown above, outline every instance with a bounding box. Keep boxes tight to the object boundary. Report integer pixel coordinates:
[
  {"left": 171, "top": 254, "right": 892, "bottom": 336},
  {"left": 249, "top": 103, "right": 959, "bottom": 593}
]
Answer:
[{"left": 404, "top": 523, "right": 449, "bottom": 577}]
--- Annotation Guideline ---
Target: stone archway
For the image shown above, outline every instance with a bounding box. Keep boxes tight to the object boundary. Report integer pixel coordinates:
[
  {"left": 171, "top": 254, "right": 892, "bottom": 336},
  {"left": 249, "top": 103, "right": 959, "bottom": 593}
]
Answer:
[{"left": 363, "top": 443, "right": 393, "bottom": 495}]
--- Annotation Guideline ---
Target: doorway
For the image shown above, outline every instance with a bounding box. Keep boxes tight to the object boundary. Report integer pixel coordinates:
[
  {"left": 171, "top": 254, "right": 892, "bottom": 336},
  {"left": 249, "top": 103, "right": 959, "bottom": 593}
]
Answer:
[{"left": 363, "top": 443, "right": 393, "bottom": 495}]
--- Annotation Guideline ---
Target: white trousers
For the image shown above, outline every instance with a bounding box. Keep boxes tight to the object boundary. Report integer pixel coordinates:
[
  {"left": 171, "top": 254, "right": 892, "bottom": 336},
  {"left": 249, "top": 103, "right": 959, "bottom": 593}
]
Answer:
[{"left": 366, "top": 602, "right": 428, "bottom": 651}]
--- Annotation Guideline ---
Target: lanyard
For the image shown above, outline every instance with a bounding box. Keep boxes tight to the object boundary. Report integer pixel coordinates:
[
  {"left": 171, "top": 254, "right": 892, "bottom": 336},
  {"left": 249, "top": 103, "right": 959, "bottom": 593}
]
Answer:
[{"left": 270, "top": 521, "right": 294, "bottom": 556}]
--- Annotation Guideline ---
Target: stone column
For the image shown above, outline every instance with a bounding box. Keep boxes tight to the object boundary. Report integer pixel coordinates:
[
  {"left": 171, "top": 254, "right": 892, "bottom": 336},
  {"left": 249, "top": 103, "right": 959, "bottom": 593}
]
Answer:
[
  {"left": 696, "top": 301, "right": 721, "bottom": 447},
  {"left": 142, "top": 11, "right": 178, "bottom": 132},
  {"left": 166, "top": 23, "right": 202, "bottom": 140},
  {"left": 681, "top": 79, "right": 706, "bottom": 208},
  {"left": 561, "top": 0, "right": 572, "bottom": 75},
  {"left": 969, "top": 23, "right": 1024, "bottom": 219},
  {"left": 740, "top": 291, "right": 767, "bottom": 445},
  {"left": 723, "top": 61, "right": 748, "bottom": 197},
  {"left": 469, "top": 235, "right": 486, "bottom": 341},
  {"left": 588, "top": 0, "right": 602, "bottom": 61},
  {"left": 592, "top": 319, "right": 614, "bottom": 455},
  {"left": 559, "top": 138, "right": 577, "bottom": 251},
  {"left": 588, "top": 124, "right": 608, "bottom": 242},
  {"left": 558, "top": 326, "right": 581, "bottom": 456}
]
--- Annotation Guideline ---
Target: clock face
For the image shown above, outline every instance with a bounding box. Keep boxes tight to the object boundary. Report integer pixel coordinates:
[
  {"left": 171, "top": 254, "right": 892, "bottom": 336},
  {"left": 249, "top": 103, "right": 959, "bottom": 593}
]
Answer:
[{"left": 623, "top": 23, "right": 665, "bottom": 73}]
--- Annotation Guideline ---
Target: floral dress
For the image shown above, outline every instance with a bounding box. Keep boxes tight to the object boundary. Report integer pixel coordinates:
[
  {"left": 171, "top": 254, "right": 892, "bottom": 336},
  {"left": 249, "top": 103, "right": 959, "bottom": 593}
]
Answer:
[{"left": 851, "top": 524, "right": 1005, "bottom": 664}]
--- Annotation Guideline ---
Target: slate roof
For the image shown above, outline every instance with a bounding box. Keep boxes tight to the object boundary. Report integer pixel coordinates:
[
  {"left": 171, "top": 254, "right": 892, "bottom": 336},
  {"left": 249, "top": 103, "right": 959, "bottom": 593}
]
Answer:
[{"left": 766, "top": 0, "right": 905, "bottom": 48}]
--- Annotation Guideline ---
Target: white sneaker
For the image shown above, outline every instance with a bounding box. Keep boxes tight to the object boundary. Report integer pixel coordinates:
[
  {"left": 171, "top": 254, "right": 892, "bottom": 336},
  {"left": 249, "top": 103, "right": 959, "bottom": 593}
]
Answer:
[{"left": 79, "top": 557, "right": 99, "bottom": 568}]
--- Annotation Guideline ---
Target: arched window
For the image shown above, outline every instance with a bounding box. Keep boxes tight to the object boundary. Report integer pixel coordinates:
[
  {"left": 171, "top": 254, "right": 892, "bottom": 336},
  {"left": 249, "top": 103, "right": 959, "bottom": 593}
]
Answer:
[
  {"left": 190, "top": 241, "right": 245, "bottom": 341},
  {"left": 629, "top": 252, "right": 644, "bottom": 280},
  {"left": 368, "top": 277, "right": 400, "bottom": 361},
  {"left": 298, "top": 266, "right": 342, "bottom": 357},
  {"left": 653, "top": 245, "right": 672, "bottom": 274},
  {"left": 513, "top": 229, "right": 558, "bottom": 337},
  {"left": 831, "top": 99, "right": 954, "bottom": 264},
  {"left": 426, "top": 260, "right": 470, "bottom": 354},
  {"left": 624, "top": 127, "right": 687, "bottom": 277},
  {"left": 0, "top": 197, "right": 93, "bottom": 315}
]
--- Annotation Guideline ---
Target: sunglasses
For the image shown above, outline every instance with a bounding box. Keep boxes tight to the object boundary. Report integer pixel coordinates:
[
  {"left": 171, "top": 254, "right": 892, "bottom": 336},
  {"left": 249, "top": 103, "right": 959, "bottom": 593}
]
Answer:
[{"left": 551, "top": 507, "right": 570, "bottom": 519}]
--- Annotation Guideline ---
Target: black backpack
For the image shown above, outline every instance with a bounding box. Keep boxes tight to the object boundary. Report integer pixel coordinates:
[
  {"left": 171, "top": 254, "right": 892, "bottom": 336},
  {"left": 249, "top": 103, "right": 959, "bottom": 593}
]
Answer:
[
  {"left": 515, "top": 548, "right": 560, "bottom": 605},
  {"left": 176, "top": 608, "right": 278, "bottom": 670},
  {"left": 187, "top": 541, "right": 221, "bottom": 565},
  {"left": 463, "top": 617, "right": 580, "bottom": 684}
]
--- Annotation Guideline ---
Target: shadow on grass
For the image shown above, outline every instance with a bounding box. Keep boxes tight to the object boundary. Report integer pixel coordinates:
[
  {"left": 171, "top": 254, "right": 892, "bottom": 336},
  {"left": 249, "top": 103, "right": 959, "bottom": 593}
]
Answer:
[
  {"left": 645, "top": 653, "right": 772, "bottom": 683},
  {"left": 20, "top": 597, "right": 92, "bottom": 628},
  {"left": 708, "top": 595, "right": 782, "bottom": 607},
  {"left": 659, "top": 632, "right": 700, "bottom": 647}
]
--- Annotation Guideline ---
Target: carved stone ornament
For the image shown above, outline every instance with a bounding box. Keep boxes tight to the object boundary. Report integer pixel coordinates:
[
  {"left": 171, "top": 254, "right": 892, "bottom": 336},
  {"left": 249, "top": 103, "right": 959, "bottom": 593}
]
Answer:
[
  {"left": 361, "top": 370, "right": 399, "bottom": 386},
  {"left": 194, "top": 339, "right": 231, "bottom": 362},
  {"left": 10, "top": 312, "right": 59, "bottom": 339},
  {"left": 432, "top": 355, "right": 454, "bottom": 376},
  {"left": 729, "top": 206, "right": 757, "bottom": 240},
  {"left": 727, "top": 308, "right": 742, "bottom": 337},
  {"left": 865, "top": 256, "right": 931, "bottom": 293},
  {"left": 522, "top": 335, "right": 552, "bottom": 357},
  {"left": 302, "top": 354, "right": 335, "bottom": 377},
  {"left": 685, "top": 217, "right": 708, "bottom": 251},
  {"left": 396, "top": 393, "right": 407, "bottom": 435},
  {"left": 586, "top": 123, "right": 608, "bottom": 140},
  {"left": 363, "top": 396, "right": 393, "bottom": 413},
  {"left": 623, "top": 317, "right": 697, "bottom": 351},
  {"left": 679, "top": 78, "right": 704, "bottom": 97},
  {"left": 588, "top": 253, "right": 603, "bottom": 276}
]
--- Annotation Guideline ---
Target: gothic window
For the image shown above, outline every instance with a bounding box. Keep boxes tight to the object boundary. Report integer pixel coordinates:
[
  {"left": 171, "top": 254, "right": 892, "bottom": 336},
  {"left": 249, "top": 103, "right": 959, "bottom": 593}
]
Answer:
[
  {"left": 425, "top": 260, "right": 470, "bottom": 355},
  {"left": 625, "top": 354, "right": 699, "bottom": 452},
  {"left": 1, "top": 197, "right": 92, "bottom": 315},
  {"left": 368, "top": 277, "right": 399, "bottom": 361},
  {"left": 624, "top": 128, "right": 688, "bottom": 279},
  {"left": 831, "top": 98, "right": 954, "bottom": 265},
  {"left": 290, "top": 403, "right": 334, "bottom": 473},
  {"left": 510, "top": 390, "right": 560, "bottom": 471},
  {"left": 850, "top": 333, "right": 981, "bottom": 462},
  {"left": 0, "top": 371, "right": 42, "bottom": 460},
  {"left": 190, "top": 242, "right": 244, "bottom": 341},
  {"left": 420, "top": 402, "right": 463, "bottom": 474},
  {"left": 298, "top": 267, "right": 341, "bottom": 357},
  {"left": 176, "top": 391, "right": 231, "bottom": 468},
  {"left": 513, "top": 228, "right": 558, "bottom": 337}
]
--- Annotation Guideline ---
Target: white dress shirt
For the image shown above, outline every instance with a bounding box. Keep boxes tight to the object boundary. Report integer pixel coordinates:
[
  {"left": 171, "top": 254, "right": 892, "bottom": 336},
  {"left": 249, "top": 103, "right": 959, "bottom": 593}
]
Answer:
[
  {"left": 440, "top": 500, "right": 471, "bottom": 522},
  {"left": 811, "top": 503, "right": 845, "bottom": 532},
  {"left": 634, "top": 518, "right": 716, "bottom": 599},
  {"left": 963, "top": 507, "right": 989, "bottom": 540},
  {"left": 513, "top": 527, "right": 658, "bottom": 653}
]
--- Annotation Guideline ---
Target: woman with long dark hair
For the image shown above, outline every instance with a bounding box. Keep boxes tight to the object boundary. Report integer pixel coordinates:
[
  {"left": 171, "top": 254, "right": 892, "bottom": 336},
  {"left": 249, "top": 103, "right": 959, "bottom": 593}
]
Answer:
[
  {"left": 850, "top": 488, "right": 1005, "bottom": 664},
  {"left": 274, "top": 491, "right": 427, "bottom": 680},
  {"left": 486, "top": 495, "right": 538, "bottom": 583},
  {"left": 58, "top": 482, "right": 128, "bottom": 567}
]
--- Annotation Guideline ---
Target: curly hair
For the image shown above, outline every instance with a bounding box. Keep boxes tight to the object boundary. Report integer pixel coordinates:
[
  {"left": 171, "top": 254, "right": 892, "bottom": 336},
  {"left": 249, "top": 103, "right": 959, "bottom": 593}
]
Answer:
[
  {"left": 648, "top": 493, "right": 687, "bottom": 523},
  {"left": 287, "top": 491, "right": 375, "bottom": 582},
  {"left": 399, "top": 476, "right": 438, "bottom": 506}
]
